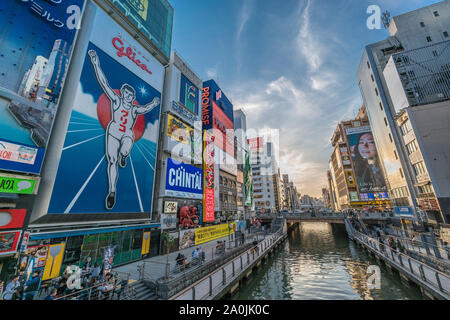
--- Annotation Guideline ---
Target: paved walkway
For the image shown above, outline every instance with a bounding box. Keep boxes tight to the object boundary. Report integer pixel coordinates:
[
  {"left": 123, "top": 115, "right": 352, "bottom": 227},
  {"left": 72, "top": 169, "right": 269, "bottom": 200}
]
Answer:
[{"left": 114, "top": 229, "right": 264, "bottom": 281}]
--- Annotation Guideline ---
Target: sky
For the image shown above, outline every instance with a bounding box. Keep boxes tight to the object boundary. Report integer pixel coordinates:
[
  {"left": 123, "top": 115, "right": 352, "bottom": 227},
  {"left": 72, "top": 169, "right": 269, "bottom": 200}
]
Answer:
[{"left": 169, "top": 0, "right": 442, "bottom": 198}]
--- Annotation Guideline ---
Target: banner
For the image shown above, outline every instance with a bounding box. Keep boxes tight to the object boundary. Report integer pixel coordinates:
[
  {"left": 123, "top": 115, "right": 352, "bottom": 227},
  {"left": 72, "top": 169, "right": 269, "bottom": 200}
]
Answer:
[
  {"left": 244, "top": 152, "right": 253, "bottom": 206},
  {"left": 48, "top": 8, "right": 164, "bottom": 214},
  {"left": 0, "top": 0, "right": 85, "bottom": 174},
  {"left": 203, "top": 131, "right": 215, "bottom": 222},
  {"left": 180, "top": 74, "right": 199, "bottom": 114},
  {"left": 141, "top": 231, "right": 151, "bottom": 255},
  {"left": 346, "top": 126, "right": 387, "bottom": 193},
  {"left": 195, "top": 223, "right": 236, "bottom": 245},
  {"left": 179, "top": 229, "right": 196, "bottom": 250},
  {"left": 42, "top": 243, "right": 65, "bottom": 280},
  {"left": 161, "top": 214, "right": 178, "bottom": 230}
]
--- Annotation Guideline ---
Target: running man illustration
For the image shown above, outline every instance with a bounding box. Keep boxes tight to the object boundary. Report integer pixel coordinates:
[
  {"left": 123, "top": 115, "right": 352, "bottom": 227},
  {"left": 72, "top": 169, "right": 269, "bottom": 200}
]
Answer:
[{"left": 88, "top": 50, "right": 160, "bottom": 210}]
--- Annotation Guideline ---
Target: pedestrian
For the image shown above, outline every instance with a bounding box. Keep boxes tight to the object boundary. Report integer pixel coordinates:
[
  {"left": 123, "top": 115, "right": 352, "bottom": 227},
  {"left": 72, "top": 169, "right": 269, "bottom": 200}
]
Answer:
[
  {"left": 45, "top": 288, "right": 58, "bottom": 300},
  {"left": 2, "top": 276, "right": 20, "bottom": 300},
  {"left": 91, "top": 263, "right": 101, "bottom": 280},
  {"left": 23, "top": 270, "right": 41, "bottom": 300},
  {"left": 241, "top": 232, "right": 245, "bottom": 245},
  {"left": 443, "top": 242, "right": 450, "bottom": 260}
]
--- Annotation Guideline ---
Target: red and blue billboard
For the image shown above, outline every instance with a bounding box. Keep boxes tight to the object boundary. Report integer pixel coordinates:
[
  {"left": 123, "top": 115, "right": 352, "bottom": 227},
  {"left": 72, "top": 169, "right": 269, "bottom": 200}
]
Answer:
[{"left": 202, "top": 79, "right": 234, "bottom": 127}]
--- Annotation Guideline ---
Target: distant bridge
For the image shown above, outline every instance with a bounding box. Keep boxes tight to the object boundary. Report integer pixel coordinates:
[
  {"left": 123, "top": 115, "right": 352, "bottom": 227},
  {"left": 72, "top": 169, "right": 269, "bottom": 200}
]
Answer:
[{"left": 257, "top": 212, "right": 391, "bottom": 224}]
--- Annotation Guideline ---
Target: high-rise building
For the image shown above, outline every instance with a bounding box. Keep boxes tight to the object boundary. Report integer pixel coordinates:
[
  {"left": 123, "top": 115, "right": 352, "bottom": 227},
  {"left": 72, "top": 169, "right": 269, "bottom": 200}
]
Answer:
[{"left": 357, "top": 1, "right": 450, "bottom": 223}]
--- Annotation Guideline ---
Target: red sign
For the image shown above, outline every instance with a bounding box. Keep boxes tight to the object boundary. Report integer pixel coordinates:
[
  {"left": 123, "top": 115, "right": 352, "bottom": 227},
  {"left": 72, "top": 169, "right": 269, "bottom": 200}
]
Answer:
[
  {"left": 0, "top": 209, "right": 27, "bottom": 230},
  {"left": 112, "top": 37, "right": 152, "bottom": 75},
  {"left": 203, "top": 131, "right": 215, "bottom": 222},
  {"left": 202, "top": 87, "right": 211, "bottom": 126},
  {"left": 212, "top": 101, "right": 234, "bottom": 157},
  {"left": 248, "top": 137, "right": 263, "bottom": 151},
  {"left": 0, "top": 231, "right": 21, "bottom": 256}
]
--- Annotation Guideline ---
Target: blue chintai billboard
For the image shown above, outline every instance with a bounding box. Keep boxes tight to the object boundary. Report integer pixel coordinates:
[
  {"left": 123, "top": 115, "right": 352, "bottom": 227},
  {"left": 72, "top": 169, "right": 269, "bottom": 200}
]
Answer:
[
  {"left": 165, "top": 158, "right": 203, "bottom": 199},
  {"left": 0, "top": 0, "right": 85, "bottom": 174},
  {"left": 48, "top": 7, "right": 164, "bottom": 214}
]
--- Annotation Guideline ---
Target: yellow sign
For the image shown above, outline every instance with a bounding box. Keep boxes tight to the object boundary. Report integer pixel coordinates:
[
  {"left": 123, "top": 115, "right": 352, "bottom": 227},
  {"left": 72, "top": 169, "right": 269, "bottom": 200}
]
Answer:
[
  {"left": 167, "top": 114, "right": 193, "bottom": 145},
  {"left": 126, "top": 0, "right": 149, "bottom": 20},
  {"left": 195, "top": 223, "right": 236, "bottom": 245},
  {"left": 345, "top": 170, "right": 355, "bottom": 187},
  {"left": 42, "top": 243, "right": 65, "bottom": 281},
  {"left": 141, "top": 231, "right": 151, "bottom": 255}
]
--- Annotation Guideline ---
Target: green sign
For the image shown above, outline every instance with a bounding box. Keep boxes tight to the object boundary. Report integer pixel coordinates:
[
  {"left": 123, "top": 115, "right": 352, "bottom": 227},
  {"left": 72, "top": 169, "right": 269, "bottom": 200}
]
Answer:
[
  {"left": 0, "top": 175, "right": 37, "bottom": 194},
  {"left": 244, "top": 152, "right": 253, "bottom": 207}
]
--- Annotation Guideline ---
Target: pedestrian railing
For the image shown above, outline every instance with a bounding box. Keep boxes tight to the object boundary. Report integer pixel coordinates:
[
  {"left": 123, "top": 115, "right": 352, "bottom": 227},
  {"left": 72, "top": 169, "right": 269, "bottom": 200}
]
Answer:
[
  {"left": 351, "top": 228, "right": 450, "bottom": 299},
  {"left": 54, "top": 271, "right": 132, "bottom": 301},
  {"left": 171, "top": 222, "right": 287, "bottom": 300}
]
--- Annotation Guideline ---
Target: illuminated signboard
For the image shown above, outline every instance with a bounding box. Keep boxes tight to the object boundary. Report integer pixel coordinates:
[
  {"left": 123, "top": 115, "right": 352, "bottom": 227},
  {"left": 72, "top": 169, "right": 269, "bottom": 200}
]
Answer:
[
  {"left": 203, "top": 131, "right": 215, "bottom": 222},
  {"left": 111, "top": 0, "right": 174, "bottom": 58},
  {"left": 0, "top": 210, "right": 27, "bottom": 230},
  {"left": 203, "top": 80, "right": 234, "bottom": 123},
  {"left": 180, "top": 74, "right": 199, "bottom": 114},
  {"left": 165, "top": 158, "right": 203, "bottom": 199},
  {"left": 0, "top": 0, "right": 85, "bottom": 174},
  {"left": 0, "top": 231, "right": 22, "bottom": 256},
  {"left": 212, "top": 101, "right": 234, "bottom": 157},
  {"left": 248, "top": 137, "right": 263, "bottom": 151},
  {"left": 0, "top": 173, "right": 39, "bottom": 195},
  {"left": 48, "top": 7, "right": 163, "bottom": 215}
]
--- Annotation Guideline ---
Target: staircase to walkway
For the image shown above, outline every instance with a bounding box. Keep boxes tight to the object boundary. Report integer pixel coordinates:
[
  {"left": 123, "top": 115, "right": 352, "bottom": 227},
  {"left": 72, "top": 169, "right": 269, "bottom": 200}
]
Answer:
[{"left": 122, "top": 281, "right": 159, "bottom": 300}]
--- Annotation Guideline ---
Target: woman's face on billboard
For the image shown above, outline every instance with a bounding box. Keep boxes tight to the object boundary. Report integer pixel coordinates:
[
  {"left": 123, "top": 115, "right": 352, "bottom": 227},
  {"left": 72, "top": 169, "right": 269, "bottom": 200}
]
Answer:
[{"left": 358, "top": 133, "right": 377, "bottom": 159}]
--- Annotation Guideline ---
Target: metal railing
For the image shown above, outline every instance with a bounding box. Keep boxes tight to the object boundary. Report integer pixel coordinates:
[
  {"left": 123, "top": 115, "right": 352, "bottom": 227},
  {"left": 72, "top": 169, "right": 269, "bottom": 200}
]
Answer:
[
  {"left": 54, "top": 271, "right": 133, "bottom": 301},
  {"left": 351, "top": 227, "right": 450, "bottom": 299},
  {"left": 171, "top": 220, "right": 287, "bottom": 300}
]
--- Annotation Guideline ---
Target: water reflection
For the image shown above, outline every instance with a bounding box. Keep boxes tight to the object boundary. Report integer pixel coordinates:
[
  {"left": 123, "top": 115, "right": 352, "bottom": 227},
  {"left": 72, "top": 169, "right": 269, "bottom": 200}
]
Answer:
[{"left": 230, "top": 222, "right": 422, "bottom": 300}]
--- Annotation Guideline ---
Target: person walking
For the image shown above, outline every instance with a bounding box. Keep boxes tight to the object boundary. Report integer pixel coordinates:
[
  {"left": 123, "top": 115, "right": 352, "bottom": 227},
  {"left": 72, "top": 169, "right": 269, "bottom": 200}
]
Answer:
[
  {"left": 2, "top": 276, "right": 20, "bottom": 300},
  {"left": 23, "top": 270, "right": 41, "bottom": 300},
  {"left": 45, "top": 288, "right": 58, "bottom": 300}
]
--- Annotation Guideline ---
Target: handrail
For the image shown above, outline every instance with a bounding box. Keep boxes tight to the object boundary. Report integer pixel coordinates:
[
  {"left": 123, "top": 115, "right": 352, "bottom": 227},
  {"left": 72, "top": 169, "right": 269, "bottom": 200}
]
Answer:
[{"left": 351, "top": 227, "right": 449, "bottom": 297}]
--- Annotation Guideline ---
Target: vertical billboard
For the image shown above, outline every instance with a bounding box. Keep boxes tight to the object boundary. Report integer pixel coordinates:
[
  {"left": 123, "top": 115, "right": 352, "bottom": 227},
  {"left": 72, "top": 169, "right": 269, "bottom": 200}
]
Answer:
[
  {"left": 48, "top": 7, "right": 164, "bottom": 214},
  {"left": 346, "top": 126, "right": 387, "bottom": 194},
  {"left": 203, "top": 131, "right": 215, "bottom": 222},
  {"left": 244, "top": 152, "right": 253, "bottom": 206},
  {"left": 0, "top": 0, "right": 85, "bottom": 174}
]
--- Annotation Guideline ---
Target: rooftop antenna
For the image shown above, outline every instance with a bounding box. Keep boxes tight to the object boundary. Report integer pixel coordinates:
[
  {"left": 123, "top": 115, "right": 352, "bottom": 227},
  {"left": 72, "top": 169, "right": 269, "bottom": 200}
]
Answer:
[{"left": 382, "top": 11, "right": 391, "bottom": 29}]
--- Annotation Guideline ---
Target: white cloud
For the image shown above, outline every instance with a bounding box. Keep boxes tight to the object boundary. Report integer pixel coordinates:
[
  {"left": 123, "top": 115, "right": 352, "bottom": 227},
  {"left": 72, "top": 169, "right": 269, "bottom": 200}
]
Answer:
[
  {"left": 141, "top": 119, "right": 159, "bottom": 143},
  {"left": 73, "top": 83, "right": 99, "bottom": 120}
]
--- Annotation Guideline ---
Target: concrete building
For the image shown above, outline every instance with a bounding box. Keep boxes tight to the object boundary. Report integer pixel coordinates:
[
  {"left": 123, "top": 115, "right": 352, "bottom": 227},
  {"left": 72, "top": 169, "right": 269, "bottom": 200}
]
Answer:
[{"left": 357, "top": 1, "right": 450, "bottom": 222}]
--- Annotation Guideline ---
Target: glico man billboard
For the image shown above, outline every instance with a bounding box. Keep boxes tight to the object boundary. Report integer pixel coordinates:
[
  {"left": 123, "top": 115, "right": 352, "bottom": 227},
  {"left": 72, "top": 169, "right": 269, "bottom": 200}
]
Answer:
[
  {"left": 48, "top": 7, "right": 164, "bottom": 214},
  {"left": 346, "top": 126, "right": 387, "bottom": 194},
  {"left": 0, "top": 0, "right": 85, "bottom": 174}
]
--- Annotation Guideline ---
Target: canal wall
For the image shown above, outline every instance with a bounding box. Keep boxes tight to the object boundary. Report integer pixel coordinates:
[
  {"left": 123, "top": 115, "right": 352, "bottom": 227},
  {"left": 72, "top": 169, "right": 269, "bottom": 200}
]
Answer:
[
  {"left": 170, "top": 224, "right": 288, "bottom": 300},
  {"left": 346, "top": 221, "right": 450, "bottom": 300}
]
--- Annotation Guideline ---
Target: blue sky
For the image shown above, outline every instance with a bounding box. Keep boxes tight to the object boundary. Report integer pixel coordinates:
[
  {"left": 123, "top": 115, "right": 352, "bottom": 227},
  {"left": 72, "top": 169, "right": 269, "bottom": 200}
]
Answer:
[{"left": 170, "top": 0, "right": 442, "bottom": 197}]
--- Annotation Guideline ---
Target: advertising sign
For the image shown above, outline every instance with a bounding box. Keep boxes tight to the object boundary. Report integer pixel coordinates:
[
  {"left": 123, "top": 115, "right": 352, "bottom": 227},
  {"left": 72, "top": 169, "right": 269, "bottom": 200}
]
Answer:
[
  {"left": 0, "top": 0, "right": 85, "bottom": 174},
  {"left": 203, "top": 131, "right": 215, "bottom": 222},
  {"left": 345, "top": 170, "right": 356, "bottom": 187},
  {"left": 178, "top": 200, "right": 202, "bottom": 229},
  {"left": 180, "top": 74, "right": 199, "bottom": 114},
  {"left": 194, "top": 222, "right": 236, "bottom": 245},
  {"left": 179, "top": 229, "right": 196, "bottom": 250},
  {"left": 161, "top": 214, "right": 178, "bottom": 230},
  {"left": 212, "top": 101, "right": 234, "bottom": 157},
  {"left": 165, "top": 158, "right": 203, "bottom": 199},
  {"left": 248, "top": 137, "right": 263, "bottom": 151},
  {"left": 103, "top": 246, "right": 115, "bottom": 274},
  {"left": 202, "top": 80, "right": 234, "bottom": 123},
  {"left": 244, "top": 152, "right": 253, "bottom": 206},
  {"left": 0, "top": 209, "right": 27, "bottom": 230},
  {"left": 24, "top": 245, "right": 49, "bottom": 269},
  {"left": 394, "top": 206, "right": 414, "bottom": 217},
  {"left": 42, "top": 243, "right": 65, "bottom": 280},
  {"left": 164, "top": 201, "right": 178, "bottom": 214},
  {"left": 0, "top": 173, "right": 39, "bottom": 195},
  {"left": 48, "top": 8, "right": 163, "bottom": 214},
  {"left": 141, "top": 231, "right": 151, "bottom": 255},
  {"left": 165, "top": 114, "right": 202, "bottom": 164},
  {"left": 111, "top": 0, "right": 173, "bottom": 58},
  {"left": 346, "top": 126, "right": 387, "bottom": 193},
  {"left": 0, "top": 231, "right": 21, "bottom": 256}
]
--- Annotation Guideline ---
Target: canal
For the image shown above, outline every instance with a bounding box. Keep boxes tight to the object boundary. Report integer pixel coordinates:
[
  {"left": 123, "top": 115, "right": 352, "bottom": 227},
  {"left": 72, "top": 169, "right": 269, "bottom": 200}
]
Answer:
[{"left": 230, "top": 222, "right": 423, "bottom": 300}]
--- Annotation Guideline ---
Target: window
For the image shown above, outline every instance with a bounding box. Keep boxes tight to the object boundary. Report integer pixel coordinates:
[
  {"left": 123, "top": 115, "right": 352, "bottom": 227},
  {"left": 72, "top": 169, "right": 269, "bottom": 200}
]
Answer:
[
  {"left": 371, "top": 74, "right": 375, "bottom": 82},
  {"left": 389, "top": 133, "right": 393, "bottom": 143},
  {"left": 367, "top": 61, "right": 370, "bottom": 69},
  {"left": 420, "top": 22, "right": 425, "bottom": 27},
  {"left": 379, "top": 102, "right": 383, "bottom": 111},
  {"left": 406, "top": 140, "right": 418, "bottom": 155},
  {"left": 426, "top": 36, "right": 432, "bottom": 42},
  {"left": 394, "top": 150, "right": 398, "bottom": 160},
  {"left": 399, "top": 168, "right": 404, "bottom": 178},
  {"left": 375, "top": 88, "right": 379, "bottom": 96},
  {"left": 400, "top": 121, "right": 412, "bottom": 135},
  {"left": 384, "top": 117, "right": 388, "bottom": 126},
  {"left": 433, "top": 11, "right": 439, "bottom": 17},
  {"left": 432, "top": 50, "right": 438, "bottom": 57},
  {"left": 444, "top": 31, "right": 449, "bottom": 38}
]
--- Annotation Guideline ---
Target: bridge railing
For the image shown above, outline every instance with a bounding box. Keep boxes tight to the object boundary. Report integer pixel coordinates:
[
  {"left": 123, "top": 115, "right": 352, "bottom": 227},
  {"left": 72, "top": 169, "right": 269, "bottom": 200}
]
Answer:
[
  {"left": 351, "top": 228, "right": 450, "bottom": 298},
  {"left": 171, "top": 220, "right": 286, "bottom": 300}
]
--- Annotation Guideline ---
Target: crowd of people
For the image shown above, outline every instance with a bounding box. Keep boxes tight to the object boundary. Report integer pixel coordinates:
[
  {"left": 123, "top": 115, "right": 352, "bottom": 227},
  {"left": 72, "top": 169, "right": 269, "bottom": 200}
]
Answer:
[{"left": 1, "top": 257, "right": 120, "bottom": 301}]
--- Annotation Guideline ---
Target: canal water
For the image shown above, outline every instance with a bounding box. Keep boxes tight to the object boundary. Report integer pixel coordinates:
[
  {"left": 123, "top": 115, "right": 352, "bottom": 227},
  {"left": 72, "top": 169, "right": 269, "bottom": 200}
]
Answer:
[{"left": 231, "top": 222, "right": 423, "bottom": 300}]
